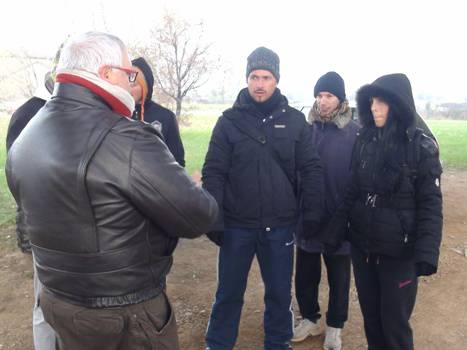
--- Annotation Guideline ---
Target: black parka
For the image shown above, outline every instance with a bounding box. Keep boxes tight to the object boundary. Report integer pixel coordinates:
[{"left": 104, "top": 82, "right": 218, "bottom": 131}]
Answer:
[
  {"left": 202, "top": 88, "right": 323, "bottom": 231},
  {"left": 131, "top": 57, "right": 185, "bottom": 167},
  {"left": 339, "top": 74, "right": 443, "bottom": 270}
]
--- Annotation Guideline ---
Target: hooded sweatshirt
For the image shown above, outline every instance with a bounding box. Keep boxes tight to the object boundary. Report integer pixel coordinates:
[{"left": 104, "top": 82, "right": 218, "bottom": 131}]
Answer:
[{"left": 131, "top": 57, "right": 185, "bottom": 167}]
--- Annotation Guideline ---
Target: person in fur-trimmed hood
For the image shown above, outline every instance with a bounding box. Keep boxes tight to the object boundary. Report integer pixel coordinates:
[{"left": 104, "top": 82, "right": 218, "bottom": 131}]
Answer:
[
  {"left": 334, "top": 73, "right": 443, "bottom": 350},
  {"left": 292, "top": 72, "right": 359, "bottom": 350}
]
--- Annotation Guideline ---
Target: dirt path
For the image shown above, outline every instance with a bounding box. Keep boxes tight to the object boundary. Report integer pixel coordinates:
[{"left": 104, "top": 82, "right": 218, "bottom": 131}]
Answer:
[{"left": 1, "top": 170, "right": 466, "bottom": 349}]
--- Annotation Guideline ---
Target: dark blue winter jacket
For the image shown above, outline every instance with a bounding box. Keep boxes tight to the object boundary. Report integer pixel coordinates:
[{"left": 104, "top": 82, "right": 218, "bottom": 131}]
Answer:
[{"left": 295, "top": 101, "right": 359, "bottom": 254}]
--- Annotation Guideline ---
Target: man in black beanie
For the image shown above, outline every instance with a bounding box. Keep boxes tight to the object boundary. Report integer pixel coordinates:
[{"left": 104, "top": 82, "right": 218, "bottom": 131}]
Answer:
[
  {"left": 130, "top": 57, "right": 185, "bottom": 166},
  {"left": 292, "top": 71, "right": 359, "bottom": 350},
  {"left": 202, "top": 47, "right": 323, "bottom": 350}
]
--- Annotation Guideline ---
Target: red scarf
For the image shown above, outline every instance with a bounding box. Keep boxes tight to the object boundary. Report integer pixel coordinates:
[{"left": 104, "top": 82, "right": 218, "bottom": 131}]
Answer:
[{"left": 56, "top": 70, "right": 135, "bottom": 118}]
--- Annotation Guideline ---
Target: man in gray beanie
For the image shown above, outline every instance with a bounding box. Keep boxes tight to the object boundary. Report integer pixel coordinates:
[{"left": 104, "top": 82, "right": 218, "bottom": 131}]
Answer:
[{"left": 202, "top": 47, "right": 323, "bottom": 350}]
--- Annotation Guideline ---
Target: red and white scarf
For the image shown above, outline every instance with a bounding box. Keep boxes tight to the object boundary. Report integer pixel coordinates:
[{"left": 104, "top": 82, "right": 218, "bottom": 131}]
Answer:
[{"left": 56, "top": 69, "right": 135, "bottom": 118}]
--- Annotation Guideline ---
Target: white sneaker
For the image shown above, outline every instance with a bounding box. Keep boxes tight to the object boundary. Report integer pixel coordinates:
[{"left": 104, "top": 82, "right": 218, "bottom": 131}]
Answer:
[
  {"left": 291, "top": 318, "right": 324, "bottom": 343},
  {"left": 323, "top": 326, "right": 342, "bottom": 350}
]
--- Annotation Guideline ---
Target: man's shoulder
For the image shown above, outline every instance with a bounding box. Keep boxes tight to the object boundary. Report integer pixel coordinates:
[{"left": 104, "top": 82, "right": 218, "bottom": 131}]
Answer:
[
  {"left": 284, "top": 104, "right": 304, "bottom": 116},
  {"left": 419, "top": 133, "right": 439, "bottom": 158},
  {"left": 111, "top": 117, "right": 164, "bottom": 141},
  {"left": 281, "top": 105, "right": 307, "bottom": 126},
  {"left": 144, "top": 101, "right": 176, "bottom": 122},
  {"left": 11, "top": 97, "right": 46, "bottom": 119},
  {"left": 345, "top": 119, "right": 361, "bottom": 133}
]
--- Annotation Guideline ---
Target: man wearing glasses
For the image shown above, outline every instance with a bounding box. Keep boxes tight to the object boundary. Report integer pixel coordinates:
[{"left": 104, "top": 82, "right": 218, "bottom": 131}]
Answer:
[{"left": 6, "top": 31, "right": 218, "bottom": 350}]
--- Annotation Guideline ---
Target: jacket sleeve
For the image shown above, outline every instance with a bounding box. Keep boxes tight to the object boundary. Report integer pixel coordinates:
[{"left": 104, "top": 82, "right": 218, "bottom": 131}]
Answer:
[
  {"left": 201, "top": 117, "right": 232, "bottom": 231},
  {"left": 319, "top": 135, "right": 362, "bottom": 246},
  {"left": 414, "top": 136, "right": 443, "bottom": 269},
  {"left": 128, "top": 126, "right": 218, "bottom": 238},
  {"left": 163, "top": 111, "right": 186, "bottom": 167},
  {"left": 296, "top": 122, "right": 323, "bottom": 223}
]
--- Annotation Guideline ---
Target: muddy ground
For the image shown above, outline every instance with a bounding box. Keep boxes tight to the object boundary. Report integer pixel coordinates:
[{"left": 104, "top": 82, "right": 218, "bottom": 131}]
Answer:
[{"left": 0, "top": 170, "right": 466, "bottom": 349}]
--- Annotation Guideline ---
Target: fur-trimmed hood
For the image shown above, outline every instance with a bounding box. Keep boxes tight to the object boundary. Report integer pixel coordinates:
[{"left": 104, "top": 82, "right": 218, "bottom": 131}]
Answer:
[
  {"left": 356, "top": 73, "right": 416, "bottom": 130},
  {"left": 308, "top": 99, "right": 352, "bottom": 129}
]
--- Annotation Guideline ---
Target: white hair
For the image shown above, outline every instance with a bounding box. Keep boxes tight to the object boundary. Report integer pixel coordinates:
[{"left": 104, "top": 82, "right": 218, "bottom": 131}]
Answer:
[{"left": 56, "top": 31, "right": 126, "bottom": 73}]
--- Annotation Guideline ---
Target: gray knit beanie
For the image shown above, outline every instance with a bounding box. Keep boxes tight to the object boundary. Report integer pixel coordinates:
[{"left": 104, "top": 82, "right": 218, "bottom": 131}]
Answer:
[{"left": 246, "top": 47, "right": 280, "bottom": 82}]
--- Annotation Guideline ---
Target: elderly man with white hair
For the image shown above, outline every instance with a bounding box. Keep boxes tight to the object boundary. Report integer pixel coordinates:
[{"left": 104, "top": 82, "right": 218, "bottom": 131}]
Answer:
[{"left": 6, "top": 31, "right": 218, "bottom": 350}]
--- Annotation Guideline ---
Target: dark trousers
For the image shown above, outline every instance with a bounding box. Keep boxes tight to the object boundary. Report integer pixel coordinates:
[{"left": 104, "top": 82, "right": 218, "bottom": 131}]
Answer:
[
  {"left": 351, "top": 246, "right": 418, "bottom": 350},
  {"left": 205, "top": 226, "right": 295, "bottom": 350},
  {"left": 40, "top": 290, "right": 179, "bottom": 350},
  {"left": 294, "top": 248, "right": 350, "bottom": 328}
]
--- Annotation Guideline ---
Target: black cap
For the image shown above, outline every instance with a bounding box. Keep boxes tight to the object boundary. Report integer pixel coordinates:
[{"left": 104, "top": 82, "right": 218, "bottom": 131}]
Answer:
[
  {"left": 131, "top": 57, "right": 155, "bottom": 100},
  {"left": 314, "top": 71, "right": 346, "bottom": 102}
]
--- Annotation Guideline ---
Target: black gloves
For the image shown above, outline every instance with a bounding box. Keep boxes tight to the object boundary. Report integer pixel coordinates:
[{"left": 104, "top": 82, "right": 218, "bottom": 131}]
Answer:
[
  {"left": 207, "top": 231, "right": 223, "bottom": 246},
  {"left": 416, "top": 262, "right": 437, "bottom": 277},
  {"left": 302, "top": 220, "right": 321, "bottom": 240}
]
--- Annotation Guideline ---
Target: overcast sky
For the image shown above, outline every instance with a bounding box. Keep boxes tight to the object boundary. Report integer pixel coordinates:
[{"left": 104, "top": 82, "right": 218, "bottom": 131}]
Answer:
[{"left": 2, "top": 0, "right": 466, "bottom": 104}]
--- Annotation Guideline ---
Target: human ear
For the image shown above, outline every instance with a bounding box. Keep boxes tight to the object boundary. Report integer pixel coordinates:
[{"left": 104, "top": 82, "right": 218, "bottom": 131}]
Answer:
[{"left": 97, "top": 65, "right": 111, "bottom": 80}]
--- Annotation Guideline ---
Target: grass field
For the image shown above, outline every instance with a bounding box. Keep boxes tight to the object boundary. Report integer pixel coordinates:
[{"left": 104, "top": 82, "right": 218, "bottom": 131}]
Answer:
[
  {"left": 1, "top": 113, "right": 466, "bottom": 228},
  {"left": 426, "top": 120, "right": 467, "bottom": 168}
]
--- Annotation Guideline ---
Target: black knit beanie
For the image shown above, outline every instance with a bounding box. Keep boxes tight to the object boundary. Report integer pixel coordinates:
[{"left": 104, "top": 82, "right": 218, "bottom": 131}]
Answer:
[
  {"left": 246, "top": 47, "right": 280, "bottom": 82},
  {"left": 314, "top": 71, "right": 346, "bottom": 102},
  {"left": 131, "top": 57, "right": 154, "bottom": 100}
]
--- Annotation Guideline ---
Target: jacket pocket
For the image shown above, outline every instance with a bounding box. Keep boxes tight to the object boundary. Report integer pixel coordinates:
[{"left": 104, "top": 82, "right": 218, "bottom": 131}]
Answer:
[
  {"left": 397, "top": 209, "right": 416, "bottom": 243},
  {"left": 138, "top": 293, "right": 180, "bottom": 350},
  {"left": 372, "top": 208, "right": 405, "bottom": 243},
  {"left": 272, "top": 128, "right": 295, "bottom": 162}
]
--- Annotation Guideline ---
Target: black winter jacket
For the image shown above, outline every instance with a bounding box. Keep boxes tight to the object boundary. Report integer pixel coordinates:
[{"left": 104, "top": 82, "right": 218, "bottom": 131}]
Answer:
[
  {"left": 202, "top": 88, "right": 322, "bottom": 230},
  {"left": 6, "top": 97, "right": 46, "bottom": 151},
  {"left": 133, "top": 102, "right": 185, "bottom": 167},
  {"left": 6, "top": 83, "right": 218, "bottom": 308},
  {"left": 296, "top": 102, "right": 360, "bottom": 254},
  {"left": 332, "top": 74, "right": 442, "bottom": 270}
]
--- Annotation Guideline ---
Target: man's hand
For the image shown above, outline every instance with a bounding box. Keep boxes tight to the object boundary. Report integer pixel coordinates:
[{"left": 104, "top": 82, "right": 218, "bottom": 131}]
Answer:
[
  {"left": 415, "top": 262, "right": 437, "bottom": 277},
  {"left": 191, "top": 170, "right": 202, "bottom": 187}
]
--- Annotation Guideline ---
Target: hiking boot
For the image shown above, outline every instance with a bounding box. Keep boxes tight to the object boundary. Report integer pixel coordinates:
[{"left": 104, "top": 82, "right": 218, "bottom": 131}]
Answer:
[
  {"left": 323, "top": 326, "right": 342, "bottom": 350},
  {"left": 291, "top": 318, "right": 323, "bottom": 342}
]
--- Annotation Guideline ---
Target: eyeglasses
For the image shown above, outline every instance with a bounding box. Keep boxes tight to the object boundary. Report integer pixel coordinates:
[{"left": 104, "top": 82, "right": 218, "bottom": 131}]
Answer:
[{"left": 108, "top": 65, "right": 138, "bottom": 83}]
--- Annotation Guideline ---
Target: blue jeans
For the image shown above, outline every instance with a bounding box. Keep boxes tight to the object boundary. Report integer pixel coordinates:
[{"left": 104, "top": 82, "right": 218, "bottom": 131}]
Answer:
[{"left": 205, "top": 226, "right": 294, "bottom": 350}]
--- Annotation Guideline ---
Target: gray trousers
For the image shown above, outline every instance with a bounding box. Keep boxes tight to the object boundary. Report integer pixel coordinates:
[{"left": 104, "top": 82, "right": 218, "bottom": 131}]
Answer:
[{"left": 33, "top": 254, "right": 56, "bottom": 350}]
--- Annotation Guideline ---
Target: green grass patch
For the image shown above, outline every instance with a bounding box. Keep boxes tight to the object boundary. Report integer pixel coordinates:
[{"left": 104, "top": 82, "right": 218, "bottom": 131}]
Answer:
[
  {"left": 181, "top": 115, "right": 218, "bottom": 175},
  {"left": 0, "top": 116, "right": 16, "bottom": 228},
  {"left": 428, "top": 120, "right": 467, "bottom": 169}
]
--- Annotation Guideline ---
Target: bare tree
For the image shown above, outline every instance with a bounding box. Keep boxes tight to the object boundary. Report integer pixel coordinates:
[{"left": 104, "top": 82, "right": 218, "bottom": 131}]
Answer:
[
  {"left": 0, "top": 50, "right": 51, "bottom": 111},
  {"left": 131, "top": 12, "right": 217, "bottom": 118}
]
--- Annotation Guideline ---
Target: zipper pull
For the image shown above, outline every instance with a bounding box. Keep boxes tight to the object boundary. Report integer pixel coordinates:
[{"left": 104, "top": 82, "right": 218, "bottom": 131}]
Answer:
[{"left": 404, "top": 234, "right": 408, "bottom": 243}]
